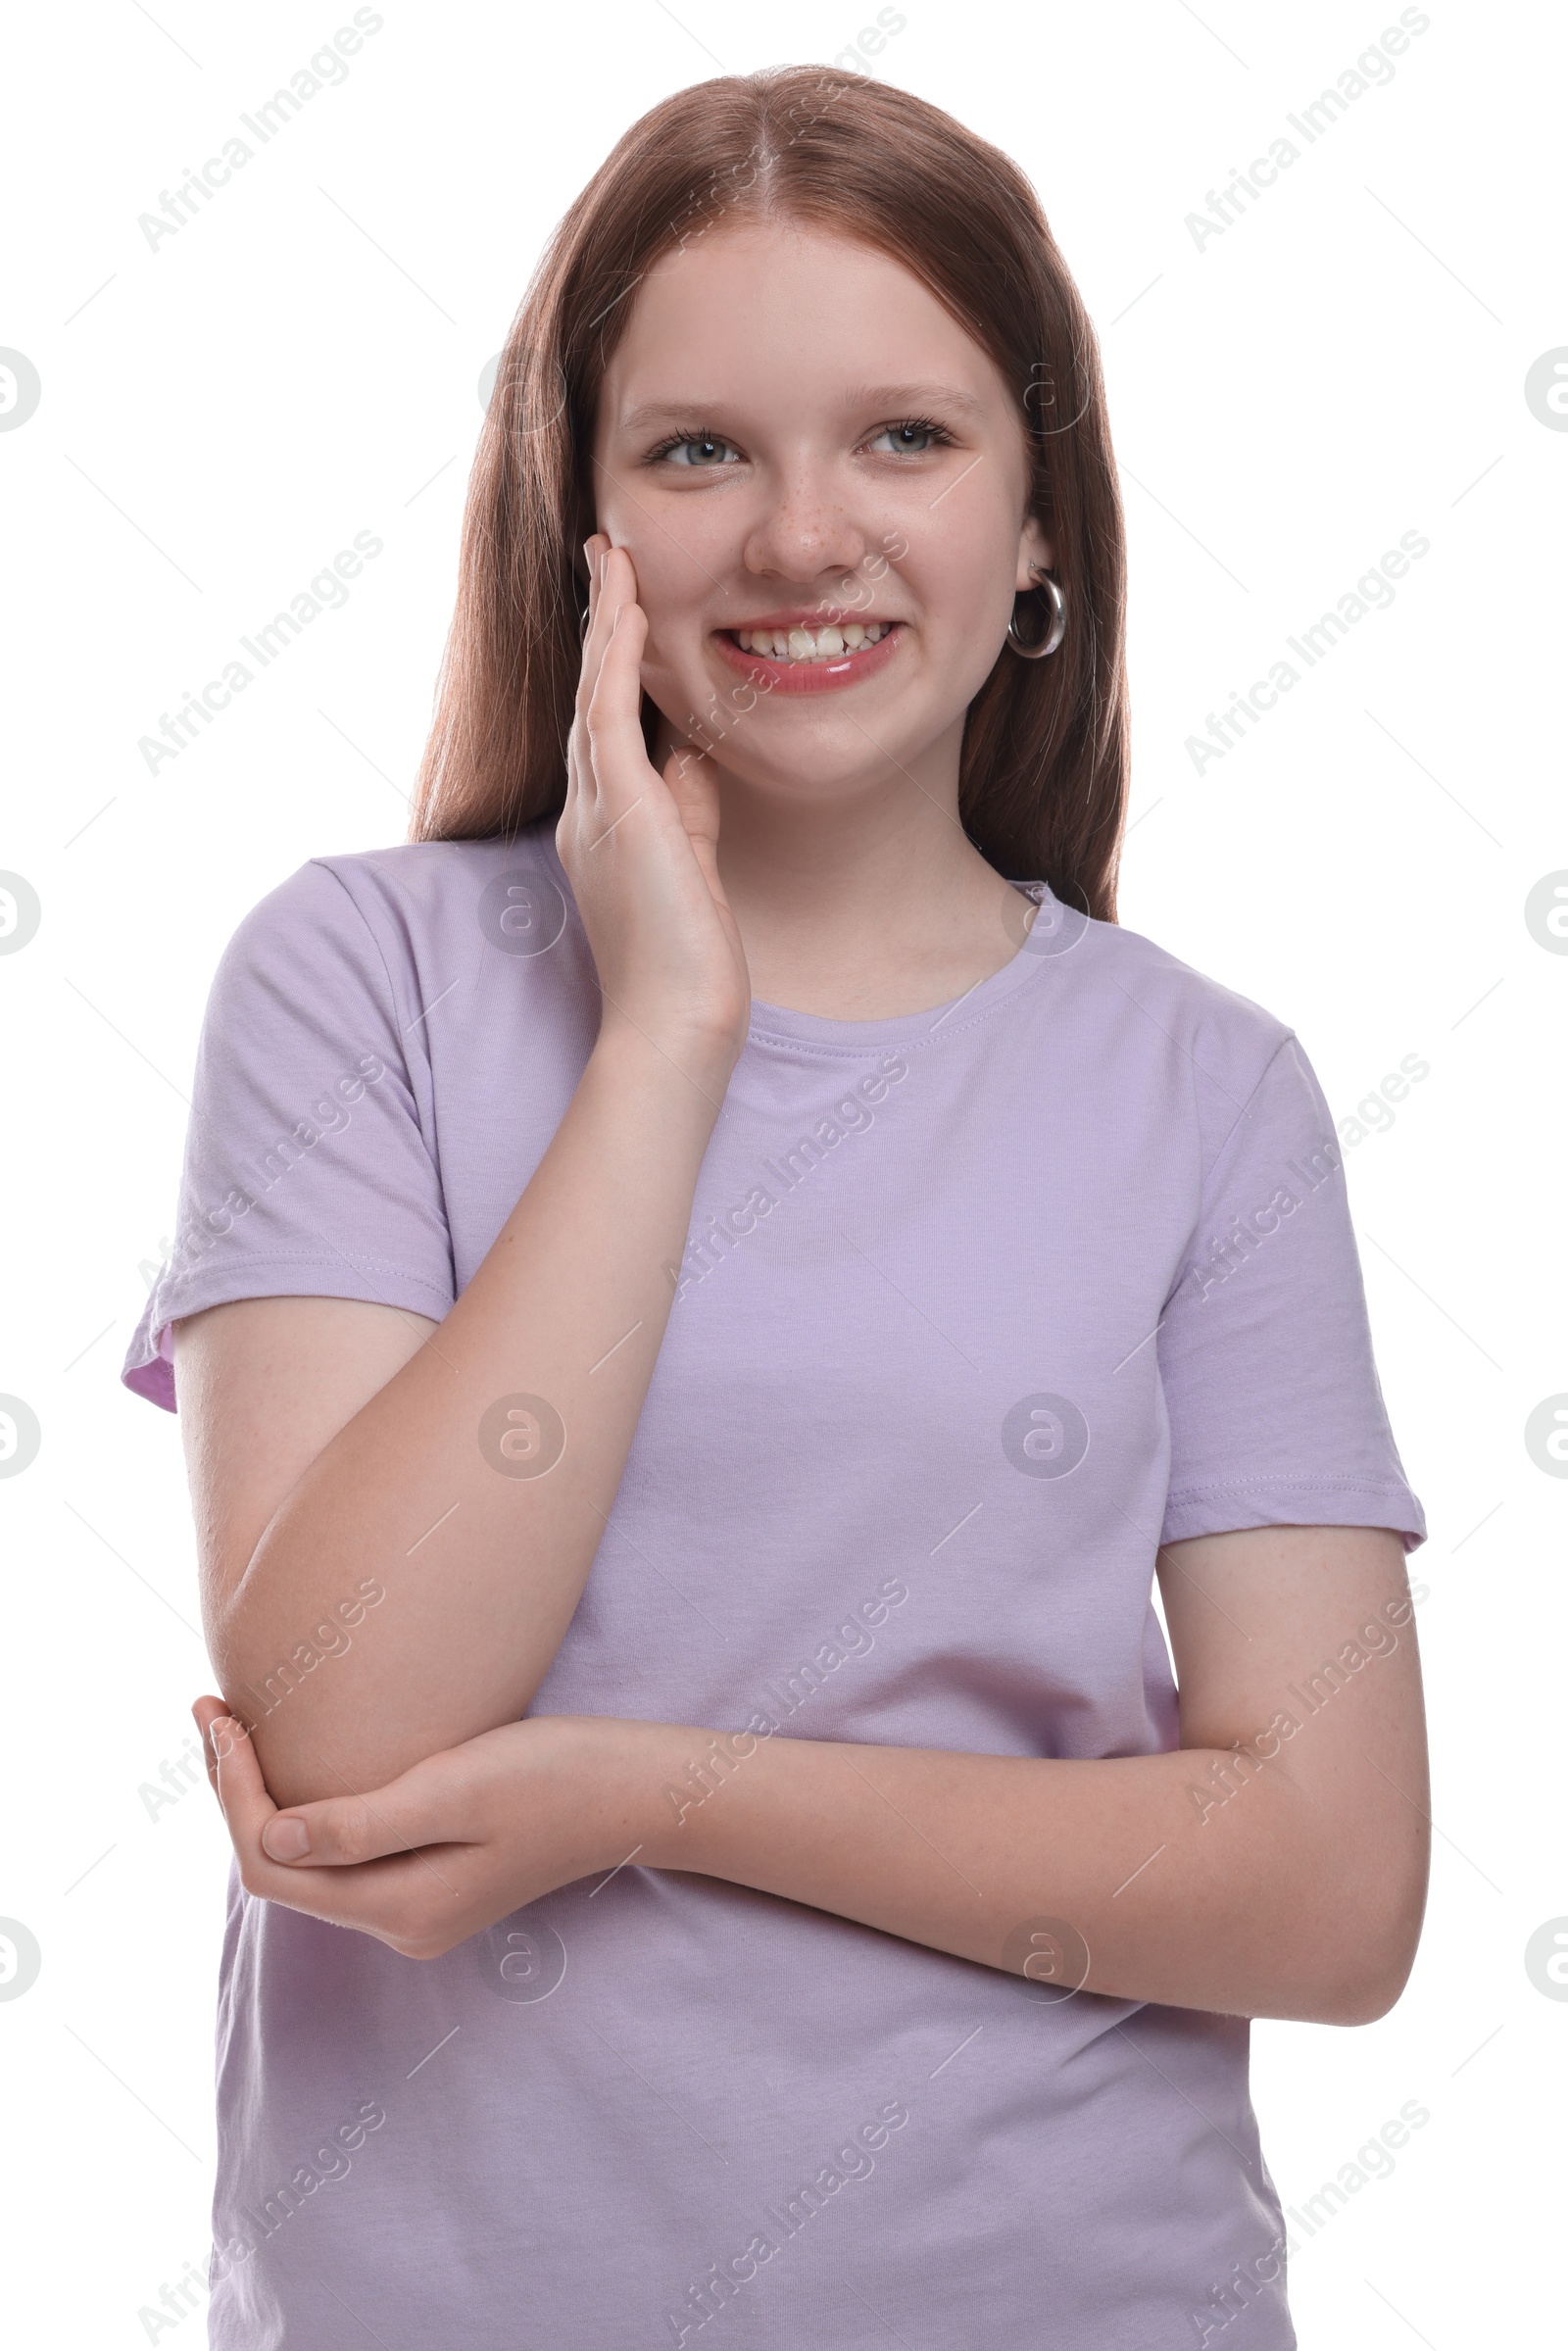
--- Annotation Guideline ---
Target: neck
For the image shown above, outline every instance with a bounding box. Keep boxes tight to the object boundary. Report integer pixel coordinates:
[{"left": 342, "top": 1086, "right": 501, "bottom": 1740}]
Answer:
[{"left": 663, "top": 719, "right": 1033, "bottom": 1022}]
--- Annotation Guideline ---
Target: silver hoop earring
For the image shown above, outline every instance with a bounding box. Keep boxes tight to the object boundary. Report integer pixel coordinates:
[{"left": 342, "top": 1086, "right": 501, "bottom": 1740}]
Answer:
[{"left": 1005, "top": 568, "right": 1066, "bottom": 660}]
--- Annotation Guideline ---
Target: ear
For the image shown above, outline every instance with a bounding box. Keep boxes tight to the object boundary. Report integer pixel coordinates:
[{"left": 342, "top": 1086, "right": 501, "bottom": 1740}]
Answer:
[{"left": 1016, "top": 512, "right": 1054, "bottom": 590}]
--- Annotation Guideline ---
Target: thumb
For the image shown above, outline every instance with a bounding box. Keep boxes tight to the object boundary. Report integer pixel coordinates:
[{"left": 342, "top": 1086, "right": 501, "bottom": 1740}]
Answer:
[{"left": 259, "top": 1757, "right": 456, "bottom": 1869}]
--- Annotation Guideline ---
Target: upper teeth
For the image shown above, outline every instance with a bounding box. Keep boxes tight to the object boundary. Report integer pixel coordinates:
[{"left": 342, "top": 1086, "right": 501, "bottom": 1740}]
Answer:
[{"left": 735, "top": 621, "right": 891, "bottom": 661}]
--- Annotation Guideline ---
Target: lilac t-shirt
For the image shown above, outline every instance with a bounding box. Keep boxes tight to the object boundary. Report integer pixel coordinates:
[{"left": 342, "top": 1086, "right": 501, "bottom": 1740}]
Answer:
[{"left": 123, "top": 822, "right": 1424, "bottom": 2351}]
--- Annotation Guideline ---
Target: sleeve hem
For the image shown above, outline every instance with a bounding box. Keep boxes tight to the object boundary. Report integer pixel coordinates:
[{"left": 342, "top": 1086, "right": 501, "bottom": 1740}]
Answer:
[
  {"left": 122, "top": 1258, "right": 455, "bottom": 1416},
  {"left": 1160, "top": 1477, "right": 1428, "bottom": 1555}
]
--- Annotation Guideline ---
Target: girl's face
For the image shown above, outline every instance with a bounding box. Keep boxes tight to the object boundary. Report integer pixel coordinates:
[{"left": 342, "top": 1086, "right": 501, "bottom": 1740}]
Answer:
[{"left": 591, "top": 218, "right": 1053, "bottom": 809}]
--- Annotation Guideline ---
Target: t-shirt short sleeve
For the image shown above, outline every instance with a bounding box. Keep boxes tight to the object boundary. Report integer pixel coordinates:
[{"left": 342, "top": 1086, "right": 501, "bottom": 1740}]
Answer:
[
  {"left": 1156, "top": 1033, "right": 1426, "bottom": 1551},
  {"left": 122, "top": 859, "right": 456, "bottom": 1412}
]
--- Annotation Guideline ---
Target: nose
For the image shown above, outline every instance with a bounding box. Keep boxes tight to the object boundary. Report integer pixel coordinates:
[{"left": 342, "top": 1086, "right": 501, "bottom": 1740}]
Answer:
[{"left": 741, "top": 463, "right": 871, "bottom": 589}]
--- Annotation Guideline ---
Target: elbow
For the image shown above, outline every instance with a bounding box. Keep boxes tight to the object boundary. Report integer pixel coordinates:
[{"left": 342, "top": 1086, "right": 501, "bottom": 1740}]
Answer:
[
  {"left": 211, "top": 1585, "right": 387, "bottom": 1810},
  {"left": 1313, "top": 1942, "right": 1416, "bottom": 2028},
  {"left": 210, "top": 1654, "right": 359, "bottom": 1814},
  {"left": 1298, "top": 1858, "right": 1429, "bottom": 2028}
]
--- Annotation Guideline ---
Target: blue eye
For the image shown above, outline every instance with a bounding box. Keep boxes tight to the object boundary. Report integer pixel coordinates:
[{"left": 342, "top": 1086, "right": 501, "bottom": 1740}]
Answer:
[
  {"left": 868, "top": 419, "right": 948, "bottom": 455},
  {"left": 659, "top": 433, "right": 740, "bottom": 467}
]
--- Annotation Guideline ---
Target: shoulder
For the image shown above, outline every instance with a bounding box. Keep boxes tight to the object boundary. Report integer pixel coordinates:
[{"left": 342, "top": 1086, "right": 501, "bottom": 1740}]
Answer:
[
  {"left": 220, "top": 822, "right": 566, "bottom": 983},
  {"left": 1073, "top": 909, "right": 1299, "bottom": 1109}
]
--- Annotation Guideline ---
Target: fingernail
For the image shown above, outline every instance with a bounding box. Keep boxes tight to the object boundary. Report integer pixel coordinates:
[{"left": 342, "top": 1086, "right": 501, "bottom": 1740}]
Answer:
[{"left": 263, "top": 1816, "right": 311, "bottom": 1861}]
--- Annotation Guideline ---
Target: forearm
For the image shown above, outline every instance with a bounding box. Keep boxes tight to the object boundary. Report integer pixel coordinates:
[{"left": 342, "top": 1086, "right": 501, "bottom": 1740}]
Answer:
[
  {"left": 625, "top": 1721, "right": 1425, "bottom": 2025},
  {"left": 213, "top": 1028, "right": 726, "bottom": 1809}
]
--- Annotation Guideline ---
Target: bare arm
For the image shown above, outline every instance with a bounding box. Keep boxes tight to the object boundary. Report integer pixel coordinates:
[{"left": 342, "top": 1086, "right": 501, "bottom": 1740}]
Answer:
[
  {"left": 644, "top": 1523, "right": 1430, "bottom": 2021},
  {"left": 179, "top": 1031, "right": 719, "bottom": 1809},
  {"left": 181, "top": 541, "right": 750, "bottom": 1811},
  {"left": 212, "top": 1523, "right": 1431, "bottom": 2024}
]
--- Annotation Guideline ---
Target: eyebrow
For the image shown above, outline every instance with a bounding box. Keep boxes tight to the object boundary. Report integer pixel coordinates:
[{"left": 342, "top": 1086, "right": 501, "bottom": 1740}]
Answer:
[{"left": 616, "top": 381, "right": 988, "bottom": 433}]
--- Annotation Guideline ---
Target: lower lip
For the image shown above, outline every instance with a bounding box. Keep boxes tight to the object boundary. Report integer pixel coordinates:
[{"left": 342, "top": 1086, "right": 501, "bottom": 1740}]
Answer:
[{"left": 712, "top": 625, "right": 903, "bottom": 696}]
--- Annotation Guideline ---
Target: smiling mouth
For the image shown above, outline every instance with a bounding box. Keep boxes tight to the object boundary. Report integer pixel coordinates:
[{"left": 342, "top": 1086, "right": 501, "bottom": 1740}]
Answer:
[
  {"left": 732, "top": 620, "right": 895, "bottom": 663},
  {"left": 713, "top": 618, "right": 903, "bottom": 694}
]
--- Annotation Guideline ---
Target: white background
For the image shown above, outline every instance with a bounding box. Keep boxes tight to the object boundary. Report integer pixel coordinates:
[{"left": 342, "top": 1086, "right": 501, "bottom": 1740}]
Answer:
[{"left": 2, "top": 0, "right": 1564, "bottom": 2342}]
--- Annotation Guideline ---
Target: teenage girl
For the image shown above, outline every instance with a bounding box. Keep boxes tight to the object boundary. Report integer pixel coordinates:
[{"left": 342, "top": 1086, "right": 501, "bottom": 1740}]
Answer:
[{"left": 126, "top": 66, "right": 1429, "bottom": 2350}]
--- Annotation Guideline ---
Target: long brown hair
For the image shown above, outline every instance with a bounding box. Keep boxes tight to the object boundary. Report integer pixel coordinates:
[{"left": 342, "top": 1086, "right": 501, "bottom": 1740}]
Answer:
[{"left": 411, "top": 67, "right": 1129, "bottom": 920}]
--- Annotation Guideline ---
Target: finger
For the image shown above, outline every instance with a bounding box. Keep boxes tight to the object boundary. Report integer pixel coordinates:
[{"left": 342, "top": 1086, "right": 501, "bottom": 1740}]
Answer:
[
  {"left": 189, "top": 1712, "right": 457, "bottom": 1948},
  {"left": 191, "top": 1695, "right": 229, "bottom": 1799},
  {"left": 578, "top": 543, "right": 645, "bottom": 734},
  {"left": 603, "top": 538, "right": 641, "bottom": 604},
  {"left": 572, "top": 537, "right": 627, "bottom": 749},
  {"left": 259, "top": 1754, "right": 473, "bottom": 1870},
  {"left": 192, "top": 1695, "right": 256, "bottom": 1800},
  {"left": 580, "top": 531, "right": 605, "bottom": 638},
  {"left": 587, "top": 529, "right": 611, "bottom": 608},
  {"left": 579, "top": 612, "right": 658, "bottom": 838},
  {"left": 246, "top": 1830, "right": 476, "bottom": 1955},
  {"left": 568, "top": 541, "right": 625, "bottom": 809},
  {"left": 208, "top": 1712, "right": 274, "bottom": 1838}
]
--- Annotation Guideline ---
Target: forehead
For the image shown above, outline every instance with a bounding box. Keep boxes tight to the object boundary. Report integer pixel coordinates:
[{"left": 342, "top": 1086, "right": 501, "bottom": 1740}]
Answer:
[{"left": 600, "top": 219, "right": 1008, "bottom": 426}]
